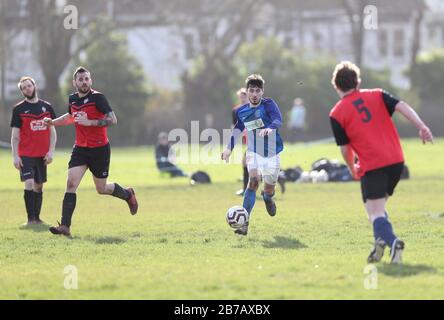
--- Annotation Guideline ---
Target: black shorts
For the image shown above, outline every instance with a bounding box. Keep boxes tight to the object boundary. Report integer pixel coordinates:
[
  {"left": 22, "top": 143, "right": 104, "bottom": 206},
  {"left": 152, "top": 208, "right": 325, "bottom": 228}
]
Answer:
[
  {"left": 360, "top": 162, "right": 404, "bottom": 202},
  {"left": 68, "top": 144, "right": 110, "bottom": 179},
  {"left": 20, "top": 156, "right": 47, "bottom": 183}
]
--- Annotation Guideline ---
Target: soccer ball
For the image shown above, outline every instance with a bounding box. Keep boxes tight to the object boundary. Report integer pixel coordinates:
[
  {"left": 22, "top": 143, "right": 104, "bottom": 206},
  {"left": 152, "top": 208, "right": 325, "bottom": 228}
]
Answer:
[{"left": 226, "top": 206, "right": 249, "bottom": 229}]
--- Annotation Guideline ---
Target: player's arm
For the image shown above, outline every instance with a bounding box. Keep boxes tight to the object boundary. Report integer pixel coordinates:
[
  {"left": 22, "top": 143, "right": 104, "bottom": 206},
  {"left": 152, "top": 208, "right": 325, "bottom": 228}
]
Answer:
[
  {"left": 339, "top": 145, "right": 359, "bottom": 180},
  {"left": 44, "top": 126, "right": 57, "bottom": 165},
  {"left": 11, "top": 127, "right": 23, "bottom": 170},
  {"left": 260, "top": 100, "right": 282, "bottom": 137},
  {"left": 395, "top": 101, "right": 433, "bottom": 144},
  {"left": 44, "top": 113, "right": 75, "bottom": 127},
  {"left": 330, "top": 116, "right": 359, "bottom": 180},
  {"left": 74, "top": 111, "right": 117, "bottom": 127},
  {"left": 222, "top": 118, "right": 245, "bottom": 162}
]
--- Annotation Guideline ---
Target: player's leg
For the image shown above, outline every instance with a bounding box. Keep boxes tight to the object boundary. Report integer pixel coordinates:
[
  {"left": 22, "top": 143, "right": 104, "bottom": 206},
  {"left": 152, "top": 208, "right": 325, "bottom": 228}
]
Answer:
[
  {"left": 92, "top": 176, "right": 138, "bottom": 215},
  {"left": 262, "top": 172, "right": 278, "bottom": 217},
  {"left": 89, "top": 144, "right": 138, "bottom": 215},
  {"left": 23, "top": 178, "right": 36, "bottom": 225},
  {"left": 20, "top": 157, "right": 36, "bottom": 225},
  {"left": 32, "top": 158, "right": 46, "bottom": 224},
  {"left": 235, "top": 152, "right": 259, "bottom": 236},
  {"left": 261, "top": 154, "right": 280, "bottom": 216},
  {"left": 243, "top": 168, "right": 259, "bottom": 215},
  {"left": 51, "top": 165, "right": 87, "bottom": 235},
  {"left": 363, "top": 165, "right": 404, "bottom": 263}
]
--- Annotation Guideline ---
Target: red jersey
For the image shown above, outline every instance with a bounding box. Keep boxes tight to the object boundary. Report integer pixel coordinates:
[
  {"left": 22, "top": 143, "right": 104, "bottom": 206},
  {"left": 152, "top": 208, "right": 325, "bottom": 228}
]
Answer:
[
  {"left": 10, "top": 100, "right": 56, "bottom": 158},
  {"left": 329, "top": 89, "right": 404, "bottom": 176},
  {"left": 69, "top": 90, "right": 112, "bottom": 148}
]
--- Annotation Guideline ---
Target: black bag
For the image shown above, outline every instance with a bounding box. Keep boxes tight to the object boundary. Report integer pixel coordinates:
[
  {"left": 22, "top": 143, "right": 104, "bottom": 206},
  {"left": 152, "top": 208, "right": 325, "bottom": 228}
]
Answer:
[
  {"left": 190, "top": 171, "right": 211, "bottom": 184},
  {"left": 284, "top": 166, "right": 303, "bottom": 182},
  {"left": 328, "top": 167, "right": 354, "bottom": 182}
]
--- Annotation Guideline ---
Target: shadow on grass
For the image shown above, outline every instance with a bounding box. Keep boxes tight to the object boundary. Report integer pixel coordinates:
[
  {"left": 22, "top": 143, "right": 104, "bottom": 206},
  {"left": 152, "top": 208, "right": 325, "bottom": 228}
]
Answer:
[
  {"left": 83, "top": 236, "right": 127, "bottom": 245},
  {"left": 19, "top": 223, "right": 51, "bottom": 233},
  {"left": 262, "top": 236, "right": 308, "bottom": 250},
  {"left": 378, "top": 263, "right": 437, "bottom": 278}
]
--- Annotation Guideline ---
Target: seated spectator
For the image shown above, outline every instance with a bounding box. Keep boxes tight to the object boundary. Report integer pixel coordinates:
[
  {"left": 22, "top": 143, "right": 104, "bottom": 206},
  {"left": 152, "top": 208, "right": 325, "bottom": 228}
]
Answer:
[{"left": 155, "top": 132, "right": 187, "bottom": 177}]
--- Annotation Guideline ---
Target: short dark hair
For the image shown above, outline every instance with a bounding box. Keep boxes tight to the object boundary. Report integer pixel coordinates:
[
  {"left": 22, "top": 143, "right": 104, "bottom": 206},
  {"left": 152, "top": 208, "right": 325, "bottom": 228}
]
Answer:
[
  {"left": 332, "top": 61, "right": 361, "bottom": 92},
  {"left": 73, "top": 66, "right": 90, "bottom": 80},
  {"left": 245, "top": 74, "right": 265, "bottom": 89}
]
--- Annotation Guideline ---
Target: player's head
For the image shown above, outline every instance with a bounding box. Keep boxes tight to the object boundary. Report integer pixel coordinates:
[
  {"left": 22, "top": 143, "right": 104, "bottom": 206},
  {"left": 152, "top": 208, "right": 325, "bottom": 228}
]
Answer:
[
  {"left": 236, "top": 87, "right": 247, "bottom": 105},
  {"left": 294, "top": 97, "right": 303, "bottom": 106},
  {"left": 331, "top": 61, "right": 361, "bottom": 95},
  {"left": 245, "top": 74, "right": 265, "bottom": 105},
  {"left": 158, "top": 132, "right": 169, "bottom": 145},
  {"left": 17, "top": 76, "right": 37, "bottom": 100},
  {"left": 73, "top": 66, "right": 92, "bottom": 94}
]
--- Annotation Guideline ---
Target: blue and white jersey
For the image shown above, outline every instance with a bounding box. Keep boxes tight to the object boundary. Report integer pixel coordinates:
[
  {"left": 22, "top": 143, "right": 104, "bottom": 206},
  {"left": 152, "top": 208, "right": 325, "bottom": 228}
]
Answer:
[{"left": 229, "top": 98, "right": 283, "bottom": 157}]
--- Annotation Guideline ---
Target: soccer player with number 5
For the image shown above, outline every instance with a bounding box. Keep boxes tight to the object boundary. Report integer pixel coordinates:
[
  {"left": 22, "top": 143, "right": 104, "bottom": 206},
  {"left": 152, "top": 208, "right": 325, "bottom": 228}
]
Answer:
[{"left": 329, "top": 61, "right": 433, "bottom": 264}]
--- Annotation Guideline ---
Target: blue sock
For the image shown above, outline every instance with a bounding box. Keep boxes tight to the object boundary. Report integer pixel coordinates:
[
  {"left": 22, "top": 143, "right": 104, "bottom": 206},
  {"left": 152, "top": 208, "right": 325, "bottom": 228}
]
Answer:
[
  {"left": 243, "top": 188, "right": 256, "bottom": 214},
  {"left": 262, "top": 191, "right": 274, "bottom": 202},
  {"left": 373, "top": 217, "right": 396, "bottom": 246}
]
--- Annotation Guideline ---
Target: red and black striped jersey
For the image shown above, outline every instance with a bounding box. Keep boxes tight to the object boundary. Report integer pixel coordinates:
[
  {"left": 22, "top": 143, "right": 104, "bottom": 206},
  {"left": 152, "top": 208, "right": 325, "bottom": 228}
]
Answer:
[
  {"left": 10, "top": 99, "right": 56, "bottom": 158},
  {"left": 68, "top": 89, "right": 112, "bottom": 148}
]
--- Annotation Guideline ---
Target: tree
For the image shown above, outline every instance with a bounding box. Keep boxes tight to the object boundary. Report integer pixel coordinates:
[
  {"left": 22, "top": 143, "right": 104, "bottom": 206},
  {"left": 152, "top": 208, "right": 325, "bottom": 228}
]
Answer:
[
  {"left": 173, "top": 0, "right": 266, "bottom": 130},
  {"left": 63, "top": 31, "right": 150, "bottom": 146},
  {"left": 232, "top": 37, "right": 399, "bottom": 139},
  {"left": 19, "top": 0, "right": 172, "bottom": 107}
]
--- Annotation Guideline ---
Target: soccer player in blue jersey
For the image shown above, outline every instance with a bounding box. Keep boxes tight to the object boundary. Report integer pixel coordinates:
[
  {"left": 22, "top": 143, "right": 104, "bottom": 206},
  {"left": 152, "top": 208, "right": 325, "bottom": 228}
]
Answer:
[{"left": 222, "top": 74, "right": 284, "bottom": 235}]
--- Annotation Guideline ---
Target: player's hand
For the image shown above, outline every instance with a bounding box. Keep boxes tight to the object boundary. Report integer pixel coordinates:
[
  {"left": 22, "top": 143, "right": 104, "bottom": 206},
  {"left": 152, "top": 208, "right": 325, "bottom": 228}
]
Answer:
[
  {"left": 221, "top": 149, "right": 232, "bottom": 163},
  {"left": 75, "top": 118, "right": 95, "bottom": 126},
  {"left": 419, "top": 125, "right": 433, "bottom": 144},
  {"left": 44, "top": 152, "right": 53, "bottom": 165},
  {"left": 352, "top": 163, "right": 361, "bottom": 181},
  {"left": 13, "top": 156, "right": 23, "bottom": 170},
  {"left": 43, "top": 117, "right": 54, "bottom": 126},
  {"left": 259, "top": 128, "right": 273, "bottom": 137}
]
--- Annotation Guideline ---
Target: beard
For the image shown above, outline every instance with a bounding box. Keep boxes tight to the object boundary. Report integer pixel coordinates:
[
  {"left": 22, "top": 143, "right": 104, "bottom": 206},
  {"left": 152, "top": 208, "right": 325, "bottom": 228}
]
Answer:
[
  {"left": 23, "top": 88, "right": 36, "bottom": 100},
  {"left": 249, "top": 97, "right": 260, "bottom": 105},
  {"left": 78, "top": 85, "right": 91, "bottom": 94}
]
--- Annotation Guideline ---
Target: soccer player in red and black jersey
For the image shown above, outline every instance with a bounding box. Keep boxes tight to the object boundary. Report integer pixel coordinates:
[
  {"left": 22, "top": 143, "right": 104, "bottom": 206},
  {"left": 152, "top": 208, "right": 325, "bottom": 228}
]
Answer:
[
  {"left": 329, "top": 61, "right": 433, "bottom": 264},
  {"left": 44, "top": 67, "right": 138, "bottom": 236},
  {"left": 10, "top": 77, "right": 57, "bottom": 225}
]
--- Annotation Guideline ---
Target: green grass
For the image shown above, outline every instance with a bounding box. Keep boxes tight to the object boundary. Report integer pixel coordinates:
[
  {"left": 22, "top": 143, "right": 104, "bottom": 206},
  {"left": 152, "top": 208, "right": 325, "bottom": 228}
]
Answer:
[{"left": 0, "top": 139, "right": 443, "bottom": 299}]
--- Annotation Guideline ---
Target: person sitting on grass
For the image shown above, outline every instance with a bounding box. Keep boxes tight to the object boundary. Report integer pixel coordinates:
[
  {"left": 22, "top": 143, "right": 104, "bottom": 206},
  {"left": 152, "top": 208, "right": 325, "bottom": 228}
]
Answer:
[{"left": 155, "top": 132, "right": 187, "bottom": 178}]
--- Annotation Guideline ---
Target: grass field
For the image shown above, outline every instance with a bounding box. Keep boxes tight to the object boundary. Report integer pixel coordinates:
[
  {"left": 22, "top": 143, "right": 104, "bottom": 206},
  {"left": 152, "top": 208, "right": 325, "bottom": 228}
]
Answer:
[{"left": 0, "top": 139, "right": 443, "bottom": 299}]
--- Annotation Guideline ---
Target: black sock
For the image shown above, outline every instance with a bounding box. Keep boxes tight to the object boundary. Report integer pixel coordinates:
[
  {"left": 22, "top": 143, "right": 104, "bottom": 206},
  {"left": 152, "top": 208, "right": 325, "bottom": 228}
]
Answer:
[
  {"left": 112, "top": 183, "right": 131, "bottom": 200},
  {"left": 24, "top": 190, "right": 35, "bottom": 221},
  {"left": 61, "top": 193, "right": 76, "bottom": 227},
  {"left": 243, "top": 166, "right": 249, "bottom": 191},
  {"left": 34, "top": 191, "right": 43, "bottom": 220}
]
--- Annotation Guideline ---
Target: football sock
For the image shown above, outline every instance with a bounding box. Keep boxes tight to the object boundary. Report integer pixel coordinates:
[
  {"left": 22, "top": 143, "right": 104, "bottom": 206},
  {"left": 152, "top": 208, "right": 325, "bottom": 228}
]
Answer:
[
  {"left": 243, "top": 188, "right": 256, "bottom": 214},
  {"left": 24, "top": 190, "right": 35, "bottom": 221},
  {"left": 373, "top": 217, "right": 396, "bottom": 247},
  {"left": 243, "top": 166, "right": 249, "bottom": 191},
  {"left": 34, "top": 191, "right": 43, "bottom": 220},
  {"left": 61, "top": 192, "right": 76, "bottom": 227},
  {"left": 112, "top": 183, "right": 131, "bottom": 200},
  {"left": 262, "top": 191, "right": 274, "bottom": 202}
]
